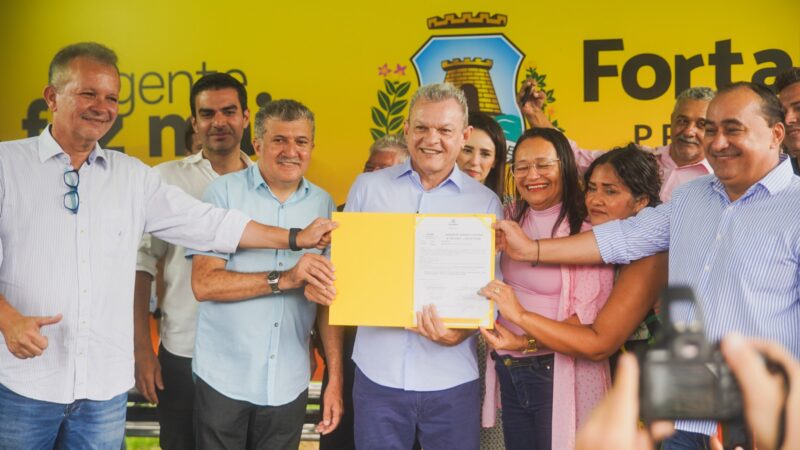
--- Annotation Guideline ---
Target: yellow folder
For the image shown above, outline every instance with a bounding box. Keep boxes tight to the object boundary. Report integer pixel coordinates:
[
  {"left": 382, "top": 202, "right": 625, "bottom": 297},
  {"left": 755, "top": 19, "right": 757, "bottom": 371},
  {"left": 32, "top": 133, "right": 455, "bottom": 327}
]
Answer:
[{"left": 329, "top": 212, "right": 495, "bottom": 329}]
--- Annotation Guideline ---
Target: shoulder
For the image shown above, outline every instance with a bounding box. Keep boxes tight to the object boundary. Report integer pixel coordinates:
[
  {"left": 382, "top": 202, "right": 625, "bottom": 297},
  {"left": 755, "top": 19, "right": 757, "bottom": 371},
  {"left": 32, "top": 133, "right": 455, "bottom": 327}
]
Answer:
[
  {"left": 302, "top": 179, "right": 335, "bottom": 205},
  {"left": 0, "top": 137, "right": 39, "bottom": 162}
]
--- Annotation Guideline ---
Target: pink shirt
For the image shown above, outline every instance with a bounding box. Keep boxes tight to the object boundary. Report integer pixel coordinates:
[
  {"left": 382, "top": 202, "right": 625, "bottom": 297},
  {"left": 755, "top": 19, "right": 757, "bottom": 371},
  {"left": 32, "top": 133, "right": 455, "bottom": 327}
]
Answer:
[
  {"left": 483, "top": 207, "right": 615, "bottom": 450},
  {"left": 570, "top": 141, "right": 713, "bottom": 202}
]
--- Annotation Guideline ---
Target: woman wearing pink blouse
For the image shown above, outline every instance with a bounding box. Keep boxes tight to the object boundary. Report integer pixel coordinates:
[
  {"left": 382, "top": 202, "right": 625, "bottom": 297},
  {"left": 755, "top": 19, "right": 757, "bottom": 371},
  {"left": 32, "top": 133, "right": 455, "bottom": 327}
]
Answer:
[{"left": 480, "top": 128, "right": 614, "bottom": 450}]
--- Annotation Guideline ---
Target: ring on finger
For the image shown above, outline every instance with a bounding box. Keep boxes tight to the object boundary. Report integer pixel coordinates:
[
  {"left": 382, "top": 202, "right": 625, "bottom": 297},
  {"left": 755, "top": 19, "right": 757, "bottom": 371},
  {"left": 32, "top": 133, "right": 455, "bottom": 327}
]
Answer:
[{"left": 492, "top": 287, "right": 500, "bottom": 294}]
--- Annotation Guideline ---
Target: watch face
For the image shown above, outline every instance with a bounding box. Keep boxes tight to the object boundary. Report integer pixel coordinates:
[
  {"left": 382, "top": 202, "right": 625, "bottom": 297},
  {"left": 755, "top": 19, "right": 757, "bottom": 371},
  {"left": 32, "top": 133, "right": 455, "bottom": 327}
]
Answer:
[{"left": 268, "top": 271, "right": 280, "bottom": 283}]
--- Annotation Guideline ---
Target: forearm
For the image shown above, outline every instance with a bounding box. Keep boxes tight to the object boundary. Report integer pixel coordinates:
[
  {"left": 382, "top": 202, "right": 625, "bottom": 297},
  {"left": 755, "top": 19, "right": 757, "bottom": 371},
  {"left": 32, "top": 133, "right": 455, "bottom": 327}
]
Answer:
[
  {"left": 515, "top": 312, "right": 613, "bottom": 361},
  {"left": 317, "top": 306, "right": 343, "bottom": 384},
  {"left": 238, "top": 221, "right": 289, "bottom": 250},
  {"left": 539, "top": 231, "right": 604, "bottom": 265},
  {"left": 192, "top": 269, "right": 272, "bottom": 302},
  {"left": 133, "top": 272, "right": 155, "bottom": 354}
]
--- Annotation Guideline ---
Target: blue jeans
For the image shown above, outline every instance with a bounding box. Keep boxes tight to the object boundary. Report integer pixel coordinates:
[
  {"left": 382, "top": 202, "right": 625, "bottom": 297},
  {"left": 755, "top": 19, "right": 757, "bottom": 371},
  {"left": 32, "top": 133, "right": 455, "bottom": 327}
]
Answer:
[
  {"left": 494, "top": 353, "right": 554, "bottom": 450},
  {"left": 0, "top": 382, "right": 127, "bottom": 450},
  {"left": 661, "top": 430, "right": 711, "bottom": 450}
]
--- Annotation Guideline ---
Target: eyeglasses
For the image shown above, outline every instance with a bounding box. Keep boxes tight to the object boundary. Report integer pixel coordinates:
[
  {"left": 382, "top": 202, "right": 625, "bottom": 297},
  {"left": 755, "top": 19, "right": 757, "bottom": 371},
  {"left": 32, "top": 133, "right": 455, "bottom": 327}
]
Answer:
[
  {"left": 510, "top": 159, "right": 560, "bottom": 178},
  {"left": 64, "top": 169, "right": 79, "bottom": 214}
]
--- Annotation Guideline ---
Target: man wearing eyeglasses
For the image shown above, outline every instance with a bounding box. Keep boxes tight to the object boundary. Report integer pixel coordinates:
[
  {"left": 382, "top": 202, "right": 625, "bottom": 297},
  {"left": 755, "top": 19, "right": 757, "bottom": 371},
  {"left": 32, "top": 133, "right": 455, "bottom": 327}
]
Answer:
[
  {"left": 520, "top": 82, "right": 715, "bottom": 202},
  {"left": 0, "top": 42, "right": 335, "bottom": 449}
]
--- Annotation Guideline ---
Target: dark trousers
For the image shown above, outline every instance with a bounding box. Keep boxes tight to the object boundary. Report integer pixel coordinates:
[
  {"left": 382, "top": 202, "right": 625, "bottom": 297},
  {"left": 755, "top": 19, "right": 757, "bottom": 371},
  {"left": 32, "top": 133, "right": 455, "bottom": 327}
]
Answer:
[
  {"left": 661, "top": 430, "right": 711, "bottom": 450},
  {"left": 194, "top": 376, "right": 307, "bottom": 450},
  {"left": 353, "top": 367, "right": 480, "bottom": 450},
  {"left": 156, "top": 344, "right": 195, "bottom": 450},
  {"left": 494, "top": 353, "right": 554, "bottom": 450}
]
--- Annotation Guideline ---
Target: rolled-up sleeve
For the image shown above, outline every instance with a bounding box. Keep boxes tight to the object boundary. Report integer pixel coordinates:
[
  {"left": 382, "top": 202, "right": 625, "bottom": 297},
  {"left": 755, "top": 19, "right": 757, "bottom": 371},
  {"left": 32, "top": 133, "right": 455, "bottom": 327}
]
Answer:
[
  {"left": 593, "top": 202, "right": 672, "bottom": 264},
  {"left": 142, "top": 167, "right": 249, "bottom": 255}
]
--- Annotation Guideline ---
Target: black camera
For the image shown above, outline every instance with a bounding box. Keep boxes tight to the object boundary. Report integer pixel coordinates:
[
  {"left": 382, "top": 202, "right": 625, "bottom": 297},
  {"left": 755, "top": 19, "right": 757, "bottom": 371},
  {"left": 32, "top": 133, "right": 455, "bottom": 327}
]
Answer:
[{"left": 639, "top": 286, "right": 744, "bottom": 422}]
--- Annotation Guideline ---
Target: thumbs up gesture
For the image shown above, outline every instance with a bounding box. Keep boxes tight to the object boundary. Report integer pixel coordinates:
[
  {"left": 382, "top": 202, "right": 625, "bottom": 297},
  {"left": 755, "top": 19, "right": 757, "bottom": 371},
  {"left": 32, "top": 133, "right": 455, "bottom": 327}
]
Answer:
[{"left": 1, "top": 311, "right": 62, "bottom": 359}]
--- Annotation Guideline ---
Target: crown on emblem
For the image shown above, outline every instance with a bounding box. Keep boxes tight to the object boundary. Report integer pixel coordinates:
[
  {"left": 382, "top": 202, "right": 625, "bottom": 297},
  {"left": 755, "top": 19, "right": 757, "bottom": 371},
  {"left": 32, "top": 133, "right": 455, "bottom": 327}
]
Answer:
[{"left": 426, "top": 12, "right": 508, "bottom": 29}]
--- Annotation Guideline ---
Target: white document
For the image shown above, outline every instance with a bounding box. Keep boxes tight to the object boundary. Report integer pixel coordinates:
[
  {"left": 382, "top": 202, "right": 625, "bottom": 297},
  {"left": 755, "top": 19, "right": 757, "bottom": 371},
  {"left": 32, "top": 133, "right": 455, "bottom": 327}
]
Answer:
[{"left": 413, "top": 216, "right": 494, "bottom": 326}]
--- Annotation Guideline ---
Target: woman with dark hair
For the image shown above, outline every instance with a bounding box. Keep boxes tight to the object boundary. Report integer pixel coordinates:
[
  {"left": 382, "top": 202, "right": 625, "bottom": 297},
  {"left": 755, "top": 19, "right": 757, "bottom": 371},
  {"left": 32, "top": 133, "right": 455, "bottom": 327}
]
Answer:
[
  {"left": 457, "top": 111, "right": 507, "bottom": 197},
  {"left": 481, "top": 128, "right": 615, "bottom": 450},
  {"left": 481, "top": 144, "right": 670, "bottom": 447}
]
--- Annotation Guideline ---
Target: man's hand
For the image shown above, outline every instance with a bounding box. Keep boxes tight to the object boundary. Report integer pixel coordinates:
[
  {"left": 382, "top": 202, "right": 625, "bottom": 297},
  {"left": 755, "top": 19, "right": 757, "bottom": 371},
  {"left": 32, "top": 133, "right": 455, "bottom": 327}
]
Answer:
[
  {"left": 479, "top": 279, "right": 526, "bottom": 325},
  {"left": 576, "top": 353, "right": 674, "bottom": 450},
  {"left": 480, "top": 322, "right": 526, "bottom": 352},
  {"left": 305, "top": 283, "right": 336, "bottom": 306},
  {"left": 494, "top": 220, "right": 538, "bottom": 263},
  {"left": 297, "top": 218, "right": 338, "bottom": 250},
  {"left": 281, "top": 253, "right": 335, "bottom": 294},
  {"left": 316, "top": 377, "right": 343, "bottom": 435},
  {"left": 1, "top": 313, "right": 62, "bottom": 359},
  {"left": 134, "top": 349, "right": 163, "bottom": 404},
  {"left": 716, "top": 334, "right": 800, "bottom": 450},
  {"left": 407, "top": 305, "right": 473, "bottom": 346}
]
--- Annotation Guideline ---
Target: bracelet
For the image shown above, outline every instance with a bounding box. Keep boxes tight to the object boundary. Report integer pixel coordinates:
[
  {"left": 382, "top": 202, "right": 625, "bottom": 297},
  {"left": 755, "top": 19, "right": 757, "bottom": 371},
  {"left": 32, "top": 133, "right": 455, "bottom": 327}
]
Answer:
[
  {"left": 288, "top": 228, "right": 302, "bottom": 251},
  {"left": 531, "top": 239, "right": 540, "bottom": 267}
]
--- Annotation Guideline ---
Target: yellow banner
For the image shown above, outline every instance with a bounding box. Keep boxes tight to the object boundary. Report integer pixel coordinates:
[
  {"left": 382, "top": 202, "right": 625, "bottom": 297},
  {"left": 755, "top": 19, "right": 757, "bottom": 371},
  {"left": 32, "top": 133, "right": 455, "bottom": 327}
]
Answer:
[{"left": 1, "top": 0, "right": 798, "bottom": 203}]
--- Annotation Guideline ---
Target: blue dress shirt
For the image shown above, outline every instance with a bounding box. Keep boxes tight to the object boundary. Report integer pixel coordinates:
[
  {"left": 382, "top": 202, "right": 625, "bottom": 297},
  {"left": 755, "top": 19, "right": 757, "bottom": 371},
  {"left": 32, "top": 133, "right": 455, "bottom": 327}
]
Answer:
[
  {"left": 187, "top": 165, "right": 335, "bottom": 406},
  {"left": 594, "top": 155, "right": 800, "bottom": 435},
  {"left": 347, "top": 160, "right": 503, "bottom": 391}
]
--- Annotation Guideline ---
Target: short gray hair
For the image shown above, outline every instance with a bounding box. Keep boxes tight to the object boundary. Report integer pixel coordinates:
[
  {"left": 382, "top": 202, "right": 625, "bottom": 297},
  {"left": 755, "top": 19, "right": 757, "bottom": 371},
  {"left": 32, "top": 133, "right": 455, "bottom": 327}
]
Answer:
[
  {"left": 370, "top": 134, "right": 409, "bottom": 162},
  {"left": 254, "top": 99, "right": 315, "bottom": 140},
  {"left": 408, "top": 83, "right": 469, "bottom": 127},
  {"left": 675, "top": 86, "right": 715, "bottom": 103},
  {"left": 49, "top": 42, "right": 118, "bottom": 90}
]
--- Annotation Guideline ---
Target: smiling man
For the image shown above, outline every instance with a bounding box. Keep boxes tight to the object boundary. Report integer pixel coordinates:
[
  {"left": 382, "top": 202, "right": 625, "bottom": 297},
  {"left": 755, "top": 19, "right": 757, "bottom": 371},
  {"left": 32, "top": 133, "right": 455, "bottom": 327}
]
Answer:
[
  {"left": 494, "top": 81, "right": 800, "bottom": 449},
  {"left": 133, "top": 73, "right": 254, "bottom": 450},
  {"left": 313, "top": 83, "right": 502, "bottom": 450},
  {"left": 774, "top": 67, "right": 800, "bottom": 174},
  {"left": 0, "top": 43, "right": 335, "bottom": 449},
  {"left": 187, "top": 99, "right": 343, "bottom": 449},
  {"left": 521, "top": 83, "right": 715, "bottom": 201}
]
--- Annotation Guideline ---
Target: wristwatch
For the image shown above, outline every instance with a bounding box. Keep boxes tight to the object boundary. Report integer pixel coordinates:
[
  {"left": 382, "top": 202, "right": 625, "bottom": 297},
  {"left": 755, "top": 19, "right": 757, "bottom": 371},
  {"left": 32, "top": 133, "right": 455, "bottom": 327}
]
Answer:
[
  {"left": 289, "top": 228, "right": 302, "bottom": 251},
  {"left": 267, "top": 270, "right": 282, "bottom": 294},
  {"left": 522, "top": 335, "right": 538, "bottom": 354}
]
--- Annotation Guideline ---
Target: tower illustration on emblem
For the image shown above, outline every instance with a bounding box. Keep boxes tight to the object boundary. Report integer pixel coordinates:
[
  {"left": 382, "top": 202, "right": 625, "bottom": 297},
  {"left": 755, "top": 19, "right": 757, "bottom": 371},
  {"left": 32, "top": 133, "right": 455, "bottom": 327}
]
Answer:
[{"left": 441, "top": 57, "right": 502, "bottom": 115}]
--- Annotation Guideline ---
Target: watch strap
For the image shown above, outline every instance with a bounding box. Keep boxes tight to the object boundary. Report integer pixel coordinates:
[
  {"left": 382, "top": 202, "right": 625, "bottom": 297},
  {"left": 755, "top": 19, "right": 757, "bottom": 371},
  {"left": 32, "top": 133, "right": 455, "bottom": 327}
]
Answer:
[{"left": 289, "top": 228, "right": 302, "bottom": 251}]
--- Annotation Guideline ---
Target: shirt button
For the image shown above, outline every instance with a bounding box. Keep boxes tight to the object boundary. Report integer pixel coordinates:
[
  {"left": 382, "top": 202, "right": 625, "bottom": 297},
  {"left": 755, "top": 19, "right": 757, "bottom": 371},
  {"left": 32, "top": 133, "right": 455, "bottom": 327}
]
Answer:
[
  {"left": 278, "top": 262, "right": 283, "bottom": 267},
  {"left": 270, "top": 355, "right": 275, "bottom": 359},
  {"left": 704, "top": 265, "right": 710, "bottom": 272},
  {"left": 716, "top": 234, "right": 721, "bottom": 241},
  {"left": 274, "top": 322, "right": 279, "bottom": 327}
]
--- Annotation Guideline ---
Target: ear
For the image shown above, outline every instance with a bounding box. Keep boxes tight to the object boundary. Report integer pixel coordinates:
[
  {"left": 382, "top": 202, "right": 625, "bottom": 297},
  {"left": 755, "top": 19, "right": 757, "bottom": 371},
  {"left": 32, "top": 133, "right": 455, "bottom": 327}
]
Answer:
[
  {"left": 403, "top": 120, "right": 410, "bottom": 139},
  {"left": 252, "top": 137, "right": 262, "bottom": 158},
  {"left": 632, "top": 195, "right": 649, "bottom": 214},
  {"left": 462, "top": 124, "right": 473, "bottom": 144},
  {"left": 771, "top": 121, "right": 785, "bottom": 150},
  {"left": 242, "top": 109, "right": 251, "bottom": 129},
  {"left": 43, "top": 85, "right": 58, "bottom": 112},
  {"left": 191, "top": 116, "right": 198, "bottom": 134}
]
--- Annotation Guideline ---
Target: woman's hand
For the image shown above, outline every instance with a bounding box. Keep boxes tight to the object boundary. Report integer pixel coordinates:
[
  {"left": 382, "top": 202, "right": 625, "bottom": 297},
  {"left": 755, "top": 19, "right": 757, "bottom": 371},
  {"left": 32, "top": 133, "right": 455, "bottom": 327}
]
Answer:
[
  {"left": 479, "top": 279, "right": 527, "bottom": 325},
  {"left": 480, "top": 321, "right": 526, "bottom": 352}
]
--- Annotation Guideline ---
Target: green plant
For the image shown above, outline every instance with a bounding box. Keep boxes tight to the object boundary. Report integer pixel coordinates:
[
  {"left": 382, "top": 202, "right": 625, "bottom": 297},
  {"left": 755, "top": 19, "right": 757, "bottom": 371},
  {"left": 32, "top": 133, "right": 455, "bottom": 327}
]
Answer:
[{"left": 370, "top": 80, "right": 411, "bottom": 140}]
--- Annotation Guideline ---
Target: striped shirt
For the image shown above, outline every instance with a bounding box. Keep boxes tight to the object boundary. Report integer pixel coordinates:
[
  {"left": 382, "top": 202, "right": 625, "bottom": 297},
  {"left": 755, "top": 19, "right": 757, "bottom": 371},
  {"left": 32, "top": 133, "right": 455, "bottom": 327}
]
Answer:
[
  {"left": 0, "top": 128, "right": 249, "bottom": 403},
  {"left": 594, "top": 155, "right": 800, "bottom": 435}
]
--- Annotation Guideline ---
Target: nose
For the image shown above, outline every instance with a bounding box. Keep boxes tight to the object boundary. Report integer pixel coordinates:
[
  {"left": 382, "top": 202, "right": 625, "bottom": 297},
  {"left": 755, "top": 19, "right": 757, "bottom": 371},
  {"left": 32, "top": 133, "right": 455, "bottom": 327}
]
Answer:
[
  {"left": 706, "top": 131, "right": 727, "bottom": 153},
  {"left": 468, "top": 152, "right": 481, "bottom": 166},
  {"left": 786, "top": 107, "right": 799, "bottom": 125},
  {"left": 212, "top": 111, "right": 226, "bottom": 127},
  {"left": 588, "top": 191, "right": 603, "bottom": 206}
]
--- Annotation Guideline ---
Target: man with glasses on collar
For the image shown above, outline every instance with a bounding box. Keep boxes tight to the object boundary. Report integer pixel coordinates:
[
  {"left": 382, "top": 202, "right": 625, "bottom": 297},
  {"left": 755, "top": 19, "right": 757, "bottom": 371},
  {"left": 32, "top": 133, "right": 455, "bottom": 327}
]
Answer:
[{"left": 0, "top": 42, "right": 335, "bottom": 449}]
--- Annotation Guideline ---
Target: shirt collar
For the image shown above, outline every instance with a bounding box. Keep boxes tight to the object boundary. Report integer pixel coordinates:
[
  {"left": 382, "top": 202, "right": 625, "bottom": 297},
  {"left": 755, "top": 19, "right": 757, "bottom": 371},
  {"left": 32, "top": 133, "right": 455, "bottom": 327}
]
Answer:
[
  {"left": 184, "top": 150, "right": 254, "bottom": 167},
  {"left": 711, "top": 154, "right": 793, "bottom": 199},
  {"left": 392, "top": 159, "right": 464, "bottom": 192},
  {"left": 247, "top": 164, "right": 309, "bottom": 201},
  {"left": 38, "top": 125, "right": 108, "bottom": 167}
]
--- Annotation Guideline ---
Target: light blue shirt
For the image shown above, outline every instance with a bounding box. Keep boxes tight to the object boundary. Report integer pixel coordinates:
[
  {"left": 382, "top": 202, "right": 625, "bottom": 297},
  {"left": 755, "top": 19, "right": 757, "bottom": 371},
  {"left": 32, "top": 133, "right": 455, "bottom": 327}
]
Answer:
[
  {"left": 594, "top": 155, "right": 800, "bottom": 435},
  {"left": 347, "top": 160, "right": 503, "bottom": 391},
  {"left": 187, "top": 164, "right": 335, "bottom": 406}
]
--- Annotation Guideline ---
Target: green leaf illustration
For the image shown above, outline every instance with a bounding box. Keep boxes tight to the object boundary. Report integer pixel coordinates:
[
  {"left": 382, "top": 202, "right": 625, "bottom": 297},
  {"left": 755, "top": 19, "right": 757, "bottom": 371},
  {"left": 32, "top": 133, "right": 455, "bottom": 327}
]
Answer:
[
  {"left": 385, "top": 79, "right": 396, "bottom": 95},
  {"left": 388, "top": 116, "right": 404, "bottom": 131},
  {"left": 388, "top": 99, "right": 407, "bottom": 116},
  {"left": 370, "top": 128, "right": 385, "bottom": 140},
  {"left": 396, "top": 81, "right": 411, "bottom": 97},
  {"left": 371, "top": 107, "right": 388, "bottom": 128},
  {"left": 378, "top": 91, "right": 390, "bottom": 110}
]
